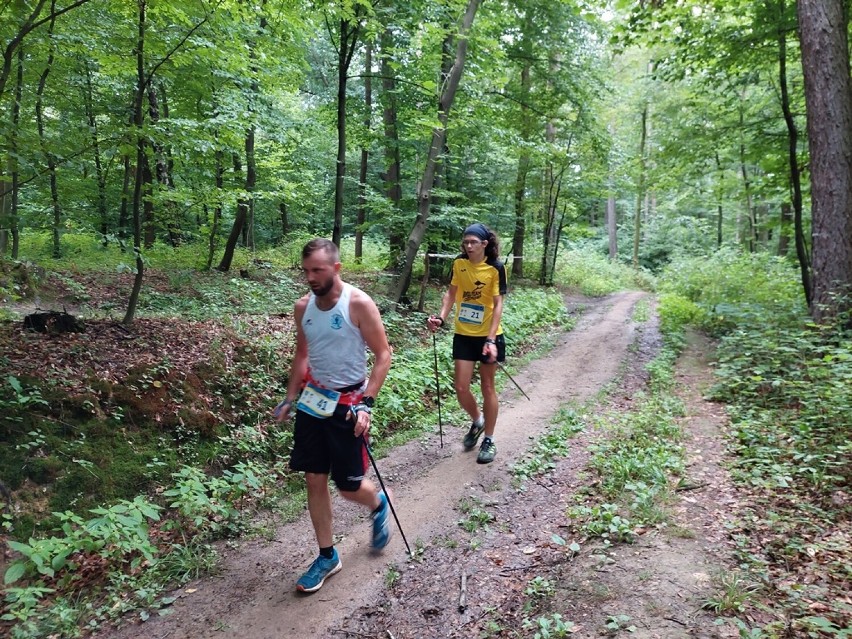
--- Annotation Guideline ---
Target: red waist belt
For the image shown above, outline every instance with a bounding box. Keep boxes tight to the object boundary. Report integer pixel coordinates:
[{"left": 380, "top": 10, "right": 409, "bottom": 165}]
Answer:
[{"left": 303, "top": 372, "right": 365, "bottom": 406}]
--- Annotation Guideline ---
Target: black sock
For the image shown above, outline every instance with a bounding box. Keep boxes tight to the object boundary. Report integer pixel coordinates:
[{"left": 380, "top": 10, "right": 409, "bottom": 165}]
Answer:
[{"left": 319, "top": 546, "right": 334, "bottom": 559}]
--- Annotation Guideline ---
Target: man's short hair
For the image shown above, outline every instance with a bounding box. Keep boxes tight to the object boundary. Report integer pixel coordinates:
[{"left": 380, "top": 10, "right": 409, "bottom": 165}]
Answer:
[{"left": 302, "top": 238, "right": 339, "bottom": 263}]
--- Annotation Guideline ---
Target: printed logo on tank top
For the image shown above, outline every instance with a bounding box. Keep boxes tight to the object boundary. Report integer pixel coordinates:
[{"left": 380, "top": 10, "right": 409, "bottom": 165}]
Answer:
[
  {"left": 462, "top": 280, "right": 486, "bottom": 302},
  {"left": 330, "top": 313, "right": 344, "bottom": 330}
]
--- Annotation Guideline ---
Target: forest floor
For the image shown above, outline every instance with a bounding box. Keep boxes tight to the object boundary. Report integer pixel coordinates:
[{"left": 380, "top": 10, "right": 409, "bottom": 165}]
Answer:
[{"left": 87, "top": 290, "right": 743, "bottom": 639}]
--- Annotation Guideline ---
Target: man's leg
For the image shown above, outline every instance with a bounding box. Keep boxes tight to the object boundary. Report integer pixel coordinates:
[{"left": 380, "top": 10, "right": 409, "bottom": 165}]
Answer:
[
  {"left": 298, "top": 471, "right": 342, "bottom": 593},
  {"left": 305, "top": 472, "right": 334, "bottom": 547},
  {"left": 338, "top": 477, "right": 382, "bottom": 510},
  {"left": 339, "top": 478, "right": 391, "bottom": 550}
]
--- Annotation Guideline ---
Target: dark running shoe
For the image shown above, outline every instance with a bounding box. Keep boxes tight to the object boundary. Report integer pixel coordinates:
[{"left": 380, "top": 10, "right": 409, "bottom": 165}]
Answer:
[
  {"left": 296, "top": 550, "right": 342, "bottom": 593},
  {"left": 463, "top": 415, "right": 485, "bottom": 450},
  {"left": 477, "top": 438, "right": 497, "bottom": 464},
  {"left": 371, "top": 492, "right": 392, "bottom": 550}
]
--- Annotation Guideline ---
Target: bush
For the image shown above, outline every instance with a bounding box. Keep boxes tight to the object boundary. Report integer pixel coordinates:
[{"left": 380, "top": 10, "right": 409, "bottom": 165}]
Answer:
[{"left": 658, "top": 248, "right": 806, "bottom": 334}]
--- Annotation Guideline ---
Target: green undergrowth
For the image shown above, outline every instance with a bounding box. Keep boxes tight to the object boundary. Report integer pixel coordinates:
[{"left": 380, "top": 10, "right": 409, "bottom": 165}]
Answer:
[
  {"left": 1, "top": 251, "right": 574, "bottom": 637},
  {"left": 660, "top": 253, "right": 852, "bottom": 637},
  {"left": 493, "top": 294, "right": 686, "bottom": 636},
  {"left": 566, "top": 313, "right": 686, "bottom": 546}
]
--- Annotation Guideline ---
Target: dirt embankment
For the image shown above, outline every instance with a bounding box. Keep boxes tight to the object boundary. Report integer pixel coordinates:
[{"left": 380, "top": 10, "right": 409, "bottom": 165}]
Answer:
[{"left": 97, "top": 291, "right": 739, "bottom": 639}]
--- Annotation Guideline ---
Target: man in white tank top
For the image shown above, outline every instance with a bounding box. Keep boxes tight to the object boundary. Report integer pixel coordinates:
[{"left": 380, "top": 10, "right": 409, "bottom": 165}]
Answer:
[{"left": 273, "top": 238, "right": 393, "bottom": 593}]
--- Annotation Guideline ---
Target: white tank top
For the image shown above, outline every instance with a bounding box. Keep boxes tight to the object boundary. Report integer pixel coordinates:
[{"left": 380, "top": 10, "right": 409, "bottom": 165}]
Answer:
[{"left": 302, "top": 283, "right": 367, "bottom": 389}]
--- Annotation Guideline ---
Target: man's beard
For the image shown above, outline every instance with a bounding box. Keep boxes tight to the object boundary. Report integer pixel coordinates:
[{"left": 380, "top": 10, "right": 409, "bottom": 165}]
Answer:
[{"left": 311, "top": 279, "right": 334, "bottom": 297}]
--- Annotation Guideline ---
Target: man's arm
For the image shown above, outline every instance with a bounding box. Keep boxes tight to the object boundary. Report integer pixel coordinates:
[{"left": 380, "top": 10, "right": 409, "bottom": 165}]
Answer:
[{"left": 351, "top": 291, "right": 392, "bottom": 399}]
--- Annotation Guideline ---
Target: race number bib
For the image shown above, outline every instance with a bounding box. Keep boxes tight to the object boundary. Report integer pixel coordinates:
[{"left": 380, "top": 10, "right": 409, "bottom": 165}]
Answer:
[
  {"left": 296, "top": 382, "right": 341, "bottom": 418},
  {"left": 458, "top": 302, "right": 485, "bottom": 325}
]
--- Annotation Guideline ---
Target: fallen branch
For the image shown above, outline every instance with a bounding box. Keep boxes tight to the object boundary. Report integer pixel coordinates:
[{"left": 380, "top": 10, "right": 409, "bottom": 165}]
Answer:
[
  {"left": 458, "top": 569, "right": 468, "bottom": 612},
  {"left": 664, "top": 616, "right": 688, "bottom": 627},
  {"left": 330, "top": 629, "right": 375, "bottom": 638}
]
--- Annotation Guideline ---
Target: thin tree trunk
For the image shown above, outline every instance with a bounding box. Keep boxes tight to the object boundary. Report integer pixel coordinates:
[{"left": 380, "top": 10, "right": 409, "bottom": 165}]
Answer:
[
  {"left": 607, "top": 195, "right": 617, "bottom": 261},
  {"left": 632, "top": 103, "right": 648, "bottom": 269},
  {"left": 380, "top": 28, "right": 403, "bottom": 270},
  {"left": 83, "top": 61, "right": 110, "bottom": 245},
  {"left": 218, "top": 10, "right": 264, "bottom": 271},
  {"left": 714, "top": 151, "right": 724, "bottom": 248},
  {"left": 778, "top": 202, "right": 792, "bottom": 256},
  {"left": 118, "top": 147, "right": 132, "bottom": 250},
  {"left": 147, "top": 83, "right": 179, "bottom": 246},
  {"left": 356, "top": 42, "right": 372, "bottom": 262},
  {"left": 512, "top": 50, "right": 532, "bottom": 279},
  {"left": 332, "top": 16, "right": 362, "bottom": 247},
  {"left": 123, "top": 0, "right": 148, "bottom": 326},
  {"left": 205, "top": 147, "right": 224, "bottom": 270},
  {"left": 392, "top": 0, "right": 481, "bottom": 304},
  {"left": 35, "top": 2, "right": 61, "bottom": 259},
  {"left": 738, "top": 97, "right": 756, "bottom": 252},
  {"left": 7, "top": 46, "right": 24, "bottom": 258},
  {"left": 776, "top": 0, "right": 810, "bottom": 300}
]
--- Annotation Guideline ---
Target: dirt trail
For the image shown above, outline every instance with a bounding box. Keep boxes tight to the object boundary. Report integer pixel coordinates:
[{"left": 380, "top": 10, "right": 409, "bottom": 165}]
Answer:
[{"left": 97, "top": 290, "right": 688, "bottom": 639}]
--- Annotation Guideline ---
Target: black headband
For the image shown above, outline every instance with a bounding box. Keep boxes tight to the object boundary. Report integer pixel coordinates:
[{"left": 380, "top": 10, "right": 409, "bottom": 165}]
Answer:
[{"left": 463, "top": 223, "right": 489, "bottom": 241}]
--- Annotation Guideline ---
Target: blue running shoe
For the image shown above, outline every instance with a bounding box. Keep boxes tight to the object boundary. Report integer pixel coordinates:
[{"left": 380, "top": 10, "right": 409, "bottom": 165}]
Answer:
[
  {"left": 371, "top": 492, "right": 392, "bottom": 550},
  {"left": 296, "top": 550, "right": 342, "bottom": 593}
]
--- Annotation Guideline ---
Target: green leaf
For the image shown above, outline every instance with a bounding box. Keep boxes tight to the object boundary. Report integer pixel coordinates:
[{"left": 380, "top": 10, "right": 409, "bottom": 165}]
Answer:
[{"left": 4, "top": 561, "right": 27, "bottom": 585}]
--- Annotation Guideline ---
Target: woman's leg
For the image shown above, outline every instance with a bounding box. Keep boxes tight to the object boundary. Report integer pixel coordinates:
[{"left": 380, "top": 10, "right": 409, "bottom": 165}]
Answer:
[
  {"left": 454, "top": 359, "right": 480, "bottom": 420},
  {"left": 479, "top": 362, "right": 498, "bottom": 438}
]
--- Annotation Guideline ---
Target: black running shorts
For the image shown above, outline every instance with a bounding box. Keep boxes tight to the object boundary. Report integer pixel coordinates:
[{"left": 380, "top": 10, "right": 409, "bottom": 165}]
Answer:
[
  {"left": 289, "top": 405, "right": 368, "bottom": 492},
  {"left": 452, "top": 333, "right": 506, "bottom": 363}
]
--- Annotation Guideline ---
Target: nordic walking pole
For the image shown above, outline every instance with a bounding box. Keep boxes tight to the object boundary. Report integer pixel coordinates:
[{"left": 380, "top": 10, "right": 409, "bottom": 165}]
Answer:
[
  {"left": 432, "top": 332, "right": 444, "bottom": 447},
  {"left": 497, "top": 362, "right": 531, "bottom": 401},
  {"left": 360, "top": 434, "right": 413, "bottom": 557}
]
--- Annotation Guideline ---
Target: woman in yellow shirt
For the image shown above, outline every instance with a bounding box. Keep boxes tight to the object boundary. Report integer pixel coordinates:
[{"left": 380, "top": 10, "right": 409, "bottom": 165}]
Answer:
[{"left": 427, "top": 223, "right": 507, "bottom": 464}]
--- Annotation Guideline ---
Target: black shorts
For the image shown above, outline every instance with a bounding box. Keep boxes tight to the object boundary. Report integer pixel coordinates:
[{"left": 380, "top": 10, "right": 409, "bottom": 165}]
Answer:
[
  {"left": 452, "top": 333, "right": 506, "bottom": 363},
  {"left": 289, "top": 404, "right": 368, "bottom": 492}
]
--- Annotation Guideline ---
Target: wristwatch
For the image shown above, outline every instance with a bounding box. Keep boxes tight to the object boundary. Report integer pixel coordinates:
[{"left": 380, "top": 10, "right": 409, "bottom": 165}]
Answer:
[{"left": 362, "top": 395, "right": 375, "bottom": 408}]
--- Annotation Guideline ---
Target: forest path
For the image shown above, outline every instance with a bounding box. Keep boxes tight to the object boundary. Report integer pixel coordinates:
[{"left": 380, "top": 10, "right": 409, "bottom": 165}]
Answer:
[{"left": 98, "top": 290, "right": 703, "bottom": 639}]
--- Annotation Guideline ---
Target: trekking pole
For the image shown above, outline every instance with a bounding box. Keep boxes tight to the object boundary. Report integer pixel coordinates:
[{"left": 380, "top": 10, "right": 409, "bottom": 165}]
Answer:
[
  {"left": 497, "top": 362, "right": 531, "bottom": 401},
  {"left": 361, "top": 436, "right": 413, "bottom": 557},
  {"left": 432, "top": 332, "right": 444, "bottom": 448}
]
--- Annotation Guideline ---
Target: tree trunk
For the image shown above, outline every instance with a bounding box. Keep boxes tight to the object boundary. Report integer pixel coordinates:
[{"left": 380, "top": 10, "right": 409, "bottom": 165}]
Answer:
[
  {"left": 218, "top": 129, "right": 253, "bottom": 272},
  {"left": 218, "top": 10, "right": 264, "bottom": 272},
  {"left": 332, "top": 17, "right": 362, "bottom": 247},
  {"left": 607, "top": 195, "right": 617, "bottom": 261},
  {"left": 380, "top": 28, "right": 403, "bottom": 270},
  {"left": 205, "top": 147, "right": 224, "bottom": 270},
  {"left": 356, "top": 42, "right": 372, "bottom": 262},
  {"left": 123, "top": 0, "right": 148, "bottom": 326},
  {"left": 512, "top": 49, "right": 532, "bottom": 279},
  {"left": 2, "top": 46, "right": 24, "bottom": 259},
  {"left": 714, "top": 151, "right": 724, "bottom": 248},
  {"left": 798, "top": 0, "right": 852, "bottom": 321},
  {"left": 778, "top": 202, "right": 792, "bottom": 256},
  {"left": 83, "top": 62, "right": 110, "bottom": 246},
  {"left": 35, "top": 3, "right": 61, "bottom": 259},
  {"left": 738, "top": 97, "right": 757, "bottom": 252},
  {"left": 776, "top": 0, "right": 810, "bottom": 294},
  {"left": 118, "top": 148, "right": 132, "bottom": 250},
  {"left": 392, "top": 0, "right": 481, "bottom": 304},
  {"left": 540, "top": 120, "right": 559, "bottom": 286},
  {"left": 632, "top": 103, "right": 648, "bottom": 269},
  {"left": 147, "top": 83, "right": 180, "bottom": 247}
]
